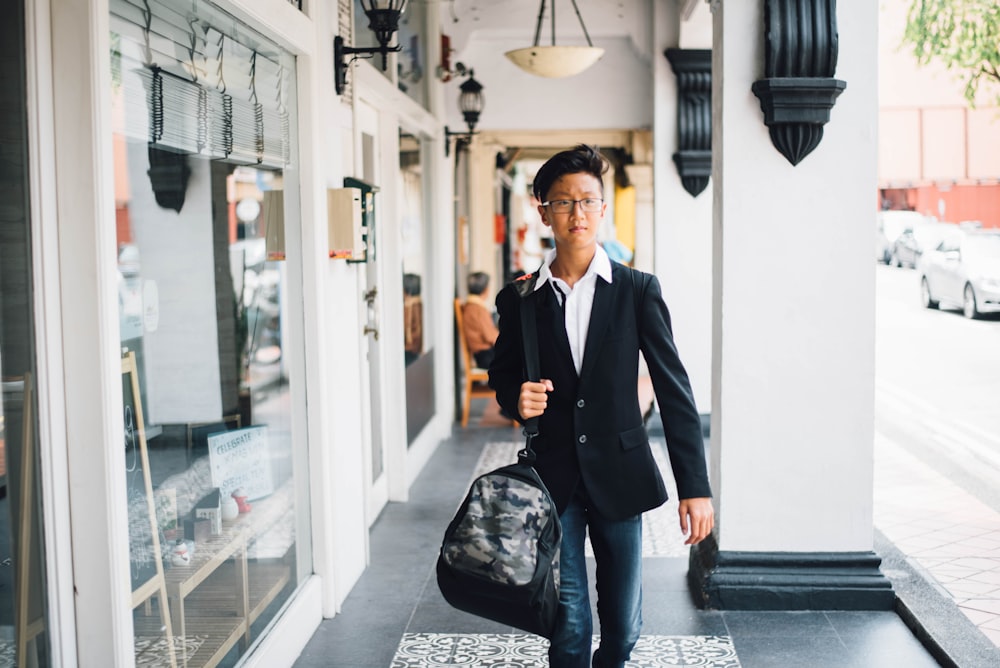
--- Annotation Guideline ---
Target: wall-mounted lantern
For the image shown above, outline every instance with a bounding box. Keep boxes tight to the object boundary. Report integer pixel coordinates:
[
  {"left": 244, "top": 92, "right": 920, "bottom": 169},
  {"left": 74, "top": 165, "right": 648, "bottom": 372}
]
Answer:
[
  {"left": 334, "top": 0, "right": 409, "bottom": 95},
  {"left": 665, "top": 48, "right": 712, "bottom": 197},
  {"left": 750, "top": 0, "right": 846, "bottom": 165},
  {"left": 444, "top": 71, "right": 485, "bottom": 157}
]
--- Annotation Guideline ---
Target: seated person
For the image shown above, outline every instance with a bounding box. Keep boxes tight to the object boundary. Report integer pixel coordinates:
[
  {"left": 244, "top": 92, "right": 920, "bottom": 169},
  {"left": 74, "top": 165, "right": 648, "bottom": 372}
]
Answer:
[
  {"left": 462, "top": 271, "right": 499, "bottom": 370},
  {"left": 403, "top": 273, "right": 423, "bottom": 365}
]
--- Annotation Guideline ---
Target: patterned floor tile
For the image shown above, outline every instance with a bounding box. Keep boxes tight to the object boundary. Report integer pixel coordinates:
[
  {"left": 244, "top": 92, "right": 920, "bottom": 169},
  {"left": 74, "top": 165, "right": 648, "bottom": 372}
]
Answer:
[{"left": 390, "top": 633, "right": 740, "bottom": 667}]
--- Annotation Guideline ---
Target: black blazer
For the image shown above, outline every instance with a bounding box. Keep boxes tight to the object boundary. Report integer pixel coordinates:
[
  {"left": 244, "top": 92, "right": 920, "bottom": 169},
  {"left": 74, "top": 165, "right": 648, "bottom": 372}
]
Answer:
[{"left": 488, "top": 261, "right": 711, "bottom": 520}]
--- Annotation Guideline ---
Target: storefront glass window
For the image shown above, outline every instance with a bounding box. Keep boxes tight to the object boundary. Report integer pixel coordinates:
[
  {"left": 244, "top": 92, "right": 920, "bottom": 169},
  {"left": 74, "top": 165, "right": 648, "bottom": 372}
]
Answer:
[
  {"left": 110, "top": 0, "right": 308, "bottom": 663},
  {"left": 400, "top": 132, "right": 434, "bottom": 443},
  {"left": 352, "top": 0, "right": 427, "bottom": 108},
  {"left": 396, "top": 0, "right": 427, "bottom": 106},
  {"left": 0, "top": 1, "right": 51, "bottom": 664}
]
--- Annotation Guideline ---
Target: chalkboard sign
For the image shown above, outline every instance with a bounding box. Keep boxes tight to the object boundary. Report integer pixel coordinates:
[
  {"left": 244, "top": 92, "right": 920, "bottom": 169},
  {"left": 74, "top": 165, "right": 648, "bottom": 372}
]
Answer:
[{"left": 122, "top": 353, "right": 168, "bottom": 607}]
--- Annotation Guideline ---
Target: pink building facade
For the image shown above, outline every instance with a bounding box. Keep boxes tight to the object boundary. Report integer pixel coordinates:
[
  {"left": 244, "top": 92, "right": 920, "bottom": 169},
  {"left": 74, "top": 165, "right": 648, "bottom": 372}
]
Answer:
[{"left": 879, "top": 1, "right": 1000, "bottom": 227}]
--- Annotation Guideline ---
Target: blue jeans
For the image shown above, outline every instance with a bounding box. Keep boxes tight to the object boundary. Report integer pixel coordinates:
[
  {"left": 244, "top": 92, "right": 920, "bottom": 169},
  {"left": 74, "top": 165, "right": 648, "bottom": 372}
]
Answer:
[{"left": 548, "top": 487, "right": 643, "bottom": 668}]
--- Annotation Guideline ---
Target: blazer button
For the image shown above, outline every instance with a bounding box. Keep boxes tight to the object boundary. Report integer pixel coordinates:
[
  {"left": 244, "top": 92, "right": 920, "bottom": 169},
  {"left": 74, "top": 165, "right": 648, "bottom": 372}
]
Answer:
[
  {"left": 578, "top": 435, "right": 587, "bottom": 444},
  {"left": 576, "top": 399, "right": 585, "bottom": 408}
]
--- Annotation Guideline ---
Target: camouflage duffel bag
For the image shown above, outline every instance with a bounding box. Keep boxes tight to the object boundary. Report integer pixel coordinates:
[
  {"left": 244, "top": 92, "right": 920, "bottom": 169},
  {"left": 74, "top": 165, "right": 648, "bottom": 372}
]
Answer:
[{"left": 436, "top": 449, "right": 562, "bottom": 638}]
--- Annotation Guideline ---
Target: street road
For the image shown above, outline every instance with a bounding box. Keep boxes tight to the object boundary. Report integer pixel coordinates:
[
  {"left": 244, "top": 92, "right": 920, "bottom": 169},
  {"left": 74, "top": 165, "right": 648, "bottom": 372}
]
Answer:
[{"left": 875, "top": 263, "right": 1000, "bottom": 511}]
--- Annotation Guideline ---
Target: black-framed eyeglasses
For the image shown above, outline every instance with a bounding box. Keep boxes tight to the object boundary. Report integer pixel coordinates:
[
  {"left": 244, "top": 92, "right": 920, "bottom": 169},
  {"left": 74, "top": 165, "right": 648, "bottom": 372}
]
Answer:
[{"left": 542, "top": 198, "right": 604, "bottom": 214}]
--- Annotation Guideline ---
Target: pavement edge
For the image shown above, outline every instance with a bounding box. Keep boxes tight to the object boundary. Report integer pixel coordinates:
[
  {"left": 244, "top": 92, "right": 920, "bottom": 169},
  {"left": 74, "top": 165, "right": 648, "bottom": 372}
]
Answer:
[{"left": 875, "top": 529, "right": 1000, "bottom": 668}]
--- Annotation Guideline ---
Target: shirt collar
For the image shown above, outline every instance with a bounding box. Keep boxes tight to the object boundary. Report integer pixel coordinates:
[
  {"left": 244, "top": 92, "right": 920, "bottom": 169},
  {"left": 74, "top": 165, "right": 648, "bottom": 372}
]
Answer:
[{"left": 533, "top": 245, "right": 613, "bottom": 292}]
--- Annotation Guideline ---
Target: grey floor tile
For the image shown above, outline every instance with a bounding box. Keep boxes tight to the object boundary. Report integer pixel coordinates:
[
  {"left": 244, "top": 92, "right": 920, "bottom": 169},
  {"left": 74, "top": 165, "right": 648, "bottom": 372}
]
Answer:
[
  {"left": 823, "top": 610, "right": 919, "bottom": 638},
  {"left": 723, "top": 611, "right": 839, "bottom": 638},
  {"left": 731, "top": 635, "right": 857, "bottom": 668},
  {"left": 641, "top": 607, "right": 729, "bottom": 637},
  {"left": 846, "top": 633, "right": 944, "bottom": 668},
  {"left": 407, "top": 597, "right": 517, "bottom": 635}
]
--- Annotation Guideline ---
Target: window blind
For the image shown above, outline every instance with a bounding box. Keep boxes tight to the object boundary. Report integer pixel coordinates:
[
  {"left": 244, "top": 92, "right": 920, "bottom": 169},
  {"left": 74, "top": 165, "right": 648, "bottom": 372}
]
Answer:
[{"left": 111, "top": 0, "right": 291, "bottom": 169}]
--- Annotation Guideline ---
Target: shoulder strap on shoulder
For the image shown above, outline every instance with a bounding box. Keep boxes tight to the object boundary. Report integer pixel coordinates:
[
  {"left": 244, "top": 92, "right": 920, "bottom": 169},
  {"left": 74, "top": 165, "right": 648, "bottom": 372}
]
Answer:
[{"left": 513, "top": 271, "right": 540, "bottom": 298}]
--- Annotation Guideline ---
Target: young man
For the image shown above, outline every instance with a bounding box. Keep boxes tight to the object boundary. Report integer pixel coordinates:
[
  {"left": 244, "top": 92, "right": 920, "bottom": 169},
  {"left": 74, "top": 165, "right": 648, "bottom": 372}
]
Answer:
[
  {"left": 488, "top": 145, "right": 714, "bottom": 668},
  {"left": 462, "top": 271, "right": 500, "bottom": 370}
]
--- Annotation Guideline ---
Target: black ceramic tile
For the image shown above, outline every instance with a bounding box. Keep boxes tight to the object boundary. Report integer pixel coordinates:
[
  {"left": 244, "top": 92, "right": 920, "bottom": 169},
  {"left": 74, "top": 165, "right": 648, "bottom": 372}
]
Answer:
[
  {"left": 822, "top": 610, "right": 918, "bottom": 639},
  {"left": 641, "top": 558, "right": 696, "bottom": 594},
  {"left": 298, "top": 617, "right": 405, "bottom": 667},
  {"left": 641, "top": 607, "right": 729, "bottom": 637},
  {"left": 723, "top": 611, "right": 839, "bottom": 638},
  {"left": 407, "top": 597, "right": 517, "bottom": 635},
  {"left": 730, "top": 635, "right": 857, "bottom": 668},
  {"left": 845, "top": 632, "right": 944, "bottom": 668}
]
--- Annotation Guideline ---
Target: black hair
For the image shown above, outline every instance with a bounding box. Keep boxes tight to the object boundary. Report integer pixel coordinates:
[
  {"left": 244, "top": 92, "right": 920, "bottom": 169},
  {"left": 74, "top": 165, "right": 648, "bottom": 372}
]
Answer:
[
  {"left": 403, "top": 273, "right": 421, "bottom": 296},
  {"left": 467, "top": 271, "right": 490, "bottom": 296},
  {"left": 532, "top": 144, "right": 609, "bottom": 202}
]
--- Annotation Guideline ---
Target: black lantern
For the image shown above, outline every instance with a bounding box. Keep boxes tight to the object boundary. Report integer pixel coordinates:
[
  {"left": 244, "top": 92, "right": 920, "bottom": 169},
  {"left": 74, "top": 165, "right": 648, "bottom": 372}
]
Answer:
[
  {"left": 445, "top": 72, "right": 485, "bottom": 156},
  {"left": 334, "top": 0, "right": 409, "bottom": 95}
]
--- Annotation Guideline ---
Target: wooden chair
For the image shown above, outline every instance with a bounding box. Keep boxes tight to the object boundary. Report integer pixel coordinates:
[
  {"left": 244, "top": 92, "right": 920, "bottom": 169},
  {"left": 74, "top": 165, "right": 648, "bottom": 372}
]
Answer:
[{"left": 454, "top": 298, "right": 500, "bottom": 427}]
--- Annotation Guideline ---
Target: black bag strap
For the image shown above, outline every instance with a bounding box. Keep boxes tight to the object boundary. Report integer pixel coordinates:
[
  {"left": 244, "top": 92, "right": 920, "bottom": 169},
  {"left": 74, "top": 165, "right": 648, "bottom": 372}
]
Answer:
[{"left": 518, "top": 293, "right": 541, "bottom": 464}]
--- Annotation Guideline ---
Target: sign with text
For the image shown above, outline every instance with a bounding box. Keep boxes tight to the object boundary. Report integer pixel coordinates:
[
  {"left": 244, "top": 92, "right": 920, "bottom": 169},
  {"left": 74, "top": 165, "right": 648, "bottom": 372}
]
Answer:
[{"left": 207, "top": 426, "right": 274, "bottom": 501}]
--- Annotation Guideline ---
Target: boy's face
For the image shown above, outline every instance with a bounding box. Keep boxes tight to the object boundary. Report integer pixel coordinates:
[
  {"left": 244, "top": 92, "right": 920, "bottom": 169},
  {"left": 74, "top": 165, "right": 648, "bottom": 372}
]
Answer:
[{"left": 538, "top": 172, "right": 606, "bottom": 253}]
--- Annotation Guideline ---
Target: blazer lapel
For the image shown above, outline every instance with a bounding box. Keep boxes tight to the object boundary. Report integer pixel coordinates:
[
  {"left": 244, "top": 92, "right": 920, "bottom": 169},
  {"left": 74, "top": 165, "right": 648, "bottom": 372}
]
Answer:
[{"left": 579, "top": 275, "right": 613, "bottom": 383}]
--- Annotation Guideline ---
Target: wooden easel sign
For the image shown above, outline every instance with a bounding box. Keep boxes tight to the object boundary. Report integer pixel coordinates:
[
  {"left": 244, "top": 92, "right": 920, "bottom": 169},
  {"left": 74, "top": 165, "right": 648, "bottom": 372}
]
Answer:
[{"left": 122, "top": 352, "right": 176, "bottom": 668}]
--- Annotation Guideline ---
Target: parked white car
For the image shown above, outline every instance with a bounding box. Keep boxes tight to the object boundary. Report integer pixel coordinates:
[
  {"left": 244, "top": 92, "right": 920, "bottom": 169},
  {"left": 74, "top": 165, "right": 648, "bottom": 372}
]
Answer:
[{"left": 919, "top": 229, "right": 1000, "bottom": 319}]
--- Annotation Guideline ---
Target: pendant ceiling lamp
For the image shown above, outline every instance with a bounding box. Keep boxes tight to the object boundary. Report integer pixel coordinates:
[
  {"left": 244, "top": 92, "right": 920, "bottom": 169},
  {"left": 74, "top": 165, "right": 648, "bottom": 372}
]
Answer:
[{"left": 504, "top": 0, "right": 604, "bottom": 78}]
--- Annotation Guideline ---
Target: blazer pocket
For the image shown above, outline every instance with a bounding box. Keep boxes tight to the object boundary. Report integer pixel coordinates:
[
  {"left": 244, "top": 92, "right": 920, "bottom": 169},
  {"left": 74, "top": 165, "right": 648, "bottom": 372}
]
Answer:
[{"left": 619, "top": 425, "right": 648, "bottom": 451}]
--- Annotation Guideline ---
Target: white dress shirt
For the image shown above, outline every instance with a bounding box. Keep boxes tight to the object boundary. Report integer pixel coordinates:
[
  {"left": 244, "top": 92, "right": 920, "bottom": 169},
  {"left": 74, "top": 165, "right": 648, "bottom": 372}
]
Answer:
[{"left": 533, "top": 246, "right": 614, "bottom": 375}]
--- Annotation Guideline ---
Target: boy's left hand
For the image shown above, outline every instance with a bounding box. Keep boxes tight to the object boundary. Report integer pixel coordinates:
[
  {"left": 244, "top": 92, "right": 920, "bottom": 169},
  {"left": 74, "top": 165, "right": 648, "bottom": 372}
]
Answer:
[{"left": 678, "top": 497, "right": 714, "bottom": 545}]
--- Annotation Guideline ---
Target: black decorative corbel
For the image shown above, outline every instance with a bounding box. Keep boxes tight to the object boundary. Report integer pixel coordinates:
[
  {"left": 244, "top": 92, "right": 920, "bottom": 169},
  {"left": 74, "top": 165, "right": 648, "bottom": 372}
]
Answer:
[
  {"left": 751, "top": 0, "right": 846, "bottom": 166},
  {"left": 665, "top": 48, "right": 712, "bottom": 197}
]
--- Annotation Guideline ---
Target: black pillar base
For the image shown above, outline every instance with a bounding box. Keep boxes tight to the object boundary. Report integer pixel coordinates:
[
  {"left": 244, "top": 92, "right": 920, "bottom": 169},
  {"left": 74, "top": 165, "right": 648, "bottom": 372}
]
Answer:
[{"left": 688, "top": 534, "right": 895, "bottom": 610}]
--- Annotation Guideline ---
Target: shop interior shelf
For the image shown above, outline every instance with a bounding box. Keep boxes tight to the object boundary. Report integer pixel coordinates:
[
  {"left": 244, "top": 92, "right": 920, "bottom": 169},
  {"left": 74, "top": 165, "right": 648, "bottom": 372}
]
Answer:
[{"left": 137, "top": 481, "right": 295, "bottom": 667}]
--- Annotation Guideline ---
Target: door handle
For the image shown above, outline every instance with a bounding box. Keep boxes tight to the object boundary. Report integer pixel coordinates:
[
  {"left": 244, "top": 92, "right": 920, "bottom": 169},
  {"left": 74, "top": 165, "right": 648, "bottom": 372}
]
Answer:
[{"left": 363, "top": 325, "right": 379, "bottom": 340}]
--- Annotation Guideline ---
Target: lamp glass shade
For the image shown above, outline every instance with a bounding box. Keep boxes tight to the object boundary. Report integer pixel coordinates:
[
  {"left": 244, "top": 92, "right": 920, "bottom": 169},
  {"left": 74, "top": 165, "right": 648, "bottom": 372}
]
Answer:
[{"left": 504, "top": 45, "right": 605, "bottom": 78}]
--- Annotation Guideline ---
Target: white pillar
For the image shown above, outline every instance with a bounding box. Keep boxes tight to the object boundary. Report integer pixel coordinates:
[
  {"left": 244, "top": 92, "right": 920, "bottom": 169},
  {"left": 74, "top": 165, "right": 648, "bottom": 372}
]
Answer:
[
  {"left": 653, "top": 1, "right": 713, "bottom": 414},
  {"left": 52, "top": 0, "right": 135, "bottom": 661},
  {"left": 691, "top": 0, "right": 891, "bottom": 610},
  {"left": 467, "top": 141, "right": 498, "bottom": 281}
]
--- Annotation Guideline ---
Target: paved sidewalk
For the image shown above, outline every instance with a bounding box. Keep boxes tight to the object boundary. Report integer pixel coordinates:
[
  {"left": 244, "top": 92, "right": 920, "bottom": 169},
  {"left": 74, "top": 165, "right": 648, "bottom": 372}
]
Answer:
[
  {"left": 874, "top": 431, "right": 1000, "bottom": 653},
  {"left": 294, "top": 401, "right": 944, "bottom": 668}
]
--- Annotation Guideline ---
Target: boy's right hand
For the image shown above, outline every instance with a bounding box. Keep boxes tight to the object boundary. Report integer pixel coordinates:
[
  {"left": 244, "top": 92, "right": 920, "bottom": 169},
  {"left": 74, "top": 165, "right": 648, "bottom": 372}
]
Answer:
[{"left": 518, "top": 379, "right": 554, "bottom": 419}]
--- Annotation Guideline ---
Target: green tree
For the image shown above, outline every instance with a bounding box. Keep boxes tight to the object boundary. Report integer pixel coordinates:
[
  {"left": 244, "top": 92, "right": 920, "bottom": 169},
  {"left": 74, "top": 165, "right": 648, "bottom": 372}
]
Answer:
[{"left": 904, "top": 0, "right": 1000, "bottom": 106}]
